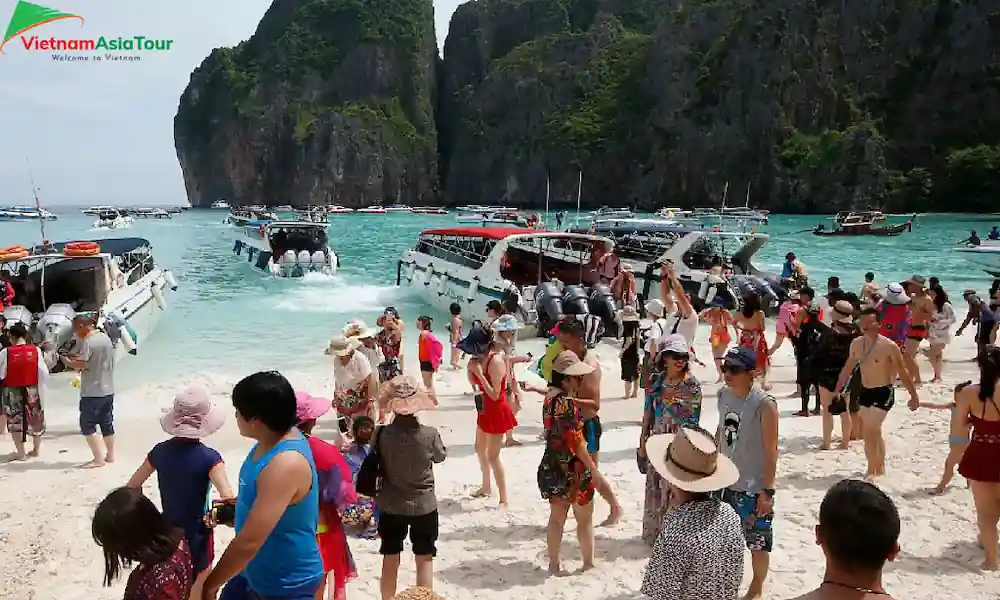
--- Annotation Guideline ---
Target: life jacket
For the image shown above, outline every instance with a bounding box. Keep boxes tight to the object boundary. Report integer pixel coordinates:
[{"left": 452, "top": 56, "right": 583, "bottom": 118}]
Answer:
[
  {"left": 878, "top": 301, "right": 910, "bottom": 345},
  {"left": 4, "top": 344, "right": 38, "bottom": 388}
]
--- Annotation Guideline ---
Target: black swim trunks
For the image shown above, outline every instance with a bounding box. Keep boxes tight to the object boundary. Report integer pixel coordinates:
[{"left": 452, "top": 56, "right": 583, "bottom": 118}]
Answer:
[{"left": 858, "top": 386, "right": 894, "bottom": 411}]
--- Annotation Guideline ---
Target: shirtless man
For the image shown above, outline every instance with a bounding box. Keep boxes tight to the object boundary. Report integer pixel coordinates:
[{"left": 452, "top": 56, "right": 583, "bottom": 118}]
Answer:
[
  {"left": 522, "top": 318, "right": 623, "bottom": 526},
  {"left": 835, "top": 308, "right": 919, "bottom": 481},
  {"left": 902, "top": 275, "right": 933, "bottom": 385},
  {"left": 859, "top": 272, "right": 880, "bottom": 308}
]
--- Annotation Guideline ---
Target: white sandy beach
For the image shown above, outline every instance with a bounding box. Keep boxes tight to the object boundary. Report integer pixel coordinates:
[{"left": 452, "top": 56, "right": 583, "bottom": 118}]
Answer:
[{"left": 1, "top": 319, "right": 999, "bottom": 600}]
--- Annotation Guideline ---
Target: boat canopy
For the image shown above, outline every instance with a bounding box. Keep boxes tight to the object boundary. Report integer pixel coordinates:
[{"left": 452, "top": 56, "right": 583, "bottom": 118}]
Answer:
[
  {"left": 32, "top": 237, "right": 150, "bottom": 256},
  {"left": 422, "top": 227, "right": 541, "bottom": 240}
]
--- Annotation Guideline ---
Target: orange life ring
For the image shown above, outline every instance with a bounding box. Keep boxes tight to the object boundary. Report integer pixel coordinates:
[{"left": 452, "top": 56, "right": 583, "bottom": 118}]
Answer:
[
  {"left": 0, "top": 246, "right": 28, "bottom": 261},
  {"left": 64, "top": 241, "right": 100, "bottom": 257}
]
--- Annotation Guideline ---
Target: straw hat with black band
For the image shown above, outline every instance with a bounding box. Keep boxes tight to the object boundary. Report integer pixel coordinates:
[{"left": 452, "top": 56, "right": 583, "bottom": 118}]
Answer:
[{"left": 644, "top": 425, "right": 739, "bottom": 493}]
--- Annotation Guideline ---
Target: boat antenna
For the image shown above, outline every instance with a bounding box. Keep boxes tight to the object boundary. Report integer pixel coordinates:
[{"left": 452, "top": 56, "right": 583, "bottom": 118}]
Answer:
[
  {"left": 25, "top": 156, "right": 47, "bottom": 309},
  {"left": 26, "top": 157, "right": 46, "bottom": 244}
]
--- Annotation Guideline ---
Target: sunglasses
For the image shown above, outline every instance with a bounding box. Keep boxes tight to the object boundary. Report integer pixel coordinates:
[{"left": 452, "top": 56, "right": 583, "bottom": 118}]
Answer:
[{"left": 662, "top": 351, "right": 689, "bottom": 361}]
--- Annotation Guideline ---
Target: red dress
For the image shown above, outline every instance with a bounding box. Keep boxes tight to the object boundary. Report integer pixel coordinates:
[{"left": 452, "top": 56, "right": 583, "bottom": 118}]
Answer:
[
  {"left": 473, "top": 352, "right": 518, "bottom": 434},
  {"left": 958, "top": 398, "right": 1000, "bottom": 483},
  {"left": 739, "top": 327, "right": 770, "bottom": 370},
  {"left": 124, "top": 539, "right": 193, "bottom": 600},
  {"left": 307, "top": 436, "right": 358, "bottom": 600}
]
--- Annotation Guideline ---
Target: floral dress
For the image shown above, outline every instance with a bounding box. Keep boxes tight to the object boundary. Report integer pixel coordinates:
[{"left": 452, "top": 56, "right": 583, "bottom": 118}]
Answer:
[
  {"left": 375, "top": 329, "right": 402, "bottom": 381},
  {"left": 537, "top": 390, "right": 594, "bottom": 505},
  {"left": 641, "top": 372, "right": 703, "bottom": 545}
]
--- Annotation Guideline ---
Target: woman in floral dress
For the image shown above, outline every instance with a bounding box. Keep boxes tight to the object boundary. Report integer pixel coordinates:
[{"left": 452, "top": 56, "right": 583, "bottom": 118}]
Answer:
[{"left": 637, "top": 334, "right": 703, "bottom": 545}]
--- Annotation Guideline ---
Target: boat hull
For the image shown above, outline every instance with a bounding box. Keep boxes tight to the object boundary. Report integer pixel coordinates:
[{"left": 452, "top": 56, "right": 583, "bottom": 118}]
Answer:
[
  {"left": 957, "top": 247, "right": 1000, "bottom": 273},
  {"left": 105, "top": 268, "right": 172, "bottom": 362},
  {"left": 232, "top": 239, "right": 335, "bottom": 277}
]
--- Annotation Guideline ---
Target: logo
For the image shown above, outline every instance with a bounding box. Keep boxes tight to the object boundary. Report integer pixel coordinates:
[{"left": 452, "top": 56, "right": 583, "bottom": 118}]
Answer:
[{"left": 1, "top": 0, "right": 173, "bottom": 60}]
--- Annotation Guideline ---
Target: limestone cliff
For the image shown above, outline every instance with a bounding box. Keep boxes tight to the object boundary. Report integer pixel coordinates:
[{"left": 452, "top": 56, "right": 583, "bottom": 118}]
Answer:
[{"left": 174, "top": 0, "right": 439, "bottom": 208}]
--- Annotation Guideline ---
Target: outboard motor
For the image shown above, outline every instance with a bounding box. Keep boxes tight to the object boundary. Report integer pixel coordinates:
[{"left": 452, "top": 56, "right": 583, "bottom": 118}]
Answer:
[
  {"left": 759, "top": 272, "right": 791, "bottom": 303},
  {"left": 588, "top": 284, "right": 618, "bottom": 338},
  {"left": 297, "top": 250, "right": 311, "bottom": 264},
  {"left": 533, "top": 282, "right": 564, "bottom": 336},
  {"left": 104, "top": 310, "right": 138, "bottom": 355},
  {"left": 36, "top": 304, "right": 76, "bottom": 368},
  {"left": 748, "top": 275, "right": 781, "bottom": 316},
  {"left": 4, "top": 305, "right": 32, "bottom": 329},
  {"left": 562, "top": 285, "right": 590, "bottom": 318},
  {"left": 282, "top": 250, "right": 296, "bottom": 264}
]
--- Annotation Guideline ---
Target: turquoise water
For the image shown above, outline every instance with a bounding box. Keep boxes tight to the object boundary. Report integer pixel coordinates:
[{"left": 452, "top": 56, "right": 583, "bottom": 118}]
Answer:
[{"left": 0, "top": 210, "right": 995, "bottom": 393}]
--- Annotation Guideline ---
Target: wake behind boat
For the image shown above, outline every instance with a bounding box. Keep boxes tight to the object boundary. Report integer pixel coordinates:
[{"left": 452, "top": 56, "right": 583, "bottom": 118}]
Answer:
[
  {"left": 93, "top": 209, "right": 133, "bottom": 230},
  {"left": 0, "top": 238, "right": 177, "bottom": 368},
  {"left": 232, "top": 220, "right": 339, "bottom": 277}
]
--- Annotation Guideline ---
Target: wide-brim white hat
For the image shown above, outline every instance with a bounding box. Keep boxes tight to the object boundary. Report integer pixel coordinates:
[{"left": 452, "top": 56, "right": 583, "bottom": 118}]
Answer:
[
  {"left": 884, "top": 283, "right": 910, "bottom": 305},
  {"left": 160, "top": 388, "right": 226, "bottom": 439},
  {"left": 645, "top": 427, "right": 739, "bottom": 493}
]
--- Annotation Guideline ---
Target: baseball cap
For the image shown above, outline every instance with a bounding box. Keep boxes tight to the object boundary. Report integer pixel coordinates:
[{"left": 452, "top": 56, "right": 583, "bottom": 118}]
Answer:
[{"left": 722, "top": 347, "right": 757, "bottom": 371}]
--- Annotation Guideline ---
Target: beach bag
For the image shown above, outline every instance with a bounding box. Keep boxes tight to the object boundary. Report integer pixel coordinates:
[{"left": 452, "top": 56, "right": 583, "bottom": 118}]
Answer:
[
  {"left": 425, "top": 332, "right": 444, "bottom": 370},
  {"left": 355, "top": 427, "right": 384, "bottom": 497},
  {"left": 539, "top": 339, "right": 564, "bottom": 384}
]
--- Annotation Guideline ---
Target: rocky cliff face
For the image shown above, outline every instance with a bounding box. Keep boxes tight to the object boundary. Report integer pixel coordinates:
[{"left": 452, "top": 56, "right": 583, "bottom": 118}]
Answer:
[
  {"left": 174, "top": 0, "right": 439, "bottom": 208},
  {"left": 177, "top": 0, "right": 1000, "bottom": 211}
]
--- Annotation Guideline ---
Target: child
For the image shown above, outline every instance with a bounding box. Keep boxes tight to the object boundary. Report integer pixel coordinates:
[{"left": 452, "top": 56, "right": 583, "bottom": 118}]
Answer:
[
  {"left": 448, "top": 302, "right": 464, "bottom": 369},
  {"left": 93, "top": 487, "right": 194, "bottom": 599},
  {"left": 920, "top": 387, "right": 973, "bottom": 495},
  {"left": 416, "top": 315, "right": 443, "bottom": 402},
  {"left": 618, "top": 306, "right": 641, "bottom": 398},
  {"left": 126, "top": 388, "right": 232, "bottom": 574},
  {"left": 341, "top": 416, "right": 380, "bottom": 540},
  {"left": 296, "top": 391, "right": 358, "bottom": 600}
]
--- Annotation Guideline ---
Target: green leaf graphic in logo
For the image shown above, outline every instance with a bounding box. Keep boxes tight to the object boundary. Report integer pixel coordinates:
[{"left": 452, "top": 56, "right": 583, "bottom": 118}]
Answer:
[{"left": 1, "top": 0, "right": 84, "bottom": 53}]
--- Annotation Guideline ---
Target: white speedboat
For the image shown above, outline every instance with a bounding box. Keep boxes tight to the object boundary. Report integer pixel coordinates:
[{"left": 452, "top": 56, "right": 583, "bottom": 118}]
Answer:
[
  {"left": 456, "top": 210, "right": 534, "bottom": 227},
  {"left": 357, "top": 206, "right": 387, "bottom": 214},
  {"left": 275, "top": 205, "right": 294, "bottom": 212},
  {"left": 0, "top": 206, "right": 57, "bottom": 220},
  {"left": 385, "top": 204, "right": 413, "bottom": 213},
  {"left": 296, "top": 210, "right": 328, "bottom": 223},
  {"left": 210, "top": 200, "right": 230, "bottom": 209},
  {"left": 412, "top": 207, "right": 449, "bottom": 215},
  {"left": 130, "top": 208, "right": 171, "bottom": 219},
  {"left": 956, "top": 244, "right": 1000, "bottom": 275},
  {"left": 397, "top": 227, "right": 617, "bottom": 334},
  {"left": 94, "top": 210, "right": 133, "bottom": 230},
  {"left": 233, "top": 220, "right": 339, "bottom": 277},
  {"left": 82, "top": 205, "right": 116, "bottom": 216},
  {"left": 589, "top": 206, "right": 633, "bottom": 219},
  {"left": 227, "top": 208, "right": 277, "bottom": 226},
  {"left": 327, "top": 205, "right": 355, "bottom": 214},
  {"left": 0, "top": 237, "right": 178, "bottom": 367}
]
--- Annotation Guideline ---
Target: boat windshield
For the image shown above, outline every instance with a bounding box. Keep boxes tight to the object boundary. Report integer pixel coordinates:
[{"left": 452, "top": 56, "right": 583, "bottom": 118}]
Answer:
[
  {"left": 268, "top": 226, "right": 328, "bottom": 256},
  {"left": 501, "top": 237, "right": 603, "bottom": 286},
  {"left": 415, "top": 233, "right": 497, "bottom": 269},
  {"left": 0, "top": 256, "right": 109, "bottom": 313}
]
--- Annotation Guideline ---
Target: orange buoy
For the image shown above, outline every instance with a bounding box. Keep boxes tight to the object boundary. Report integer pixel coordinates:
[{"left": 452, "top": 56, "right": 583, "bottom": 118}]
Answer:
[
  {"left": 64, "top": 241, "right": 101, "bottom": 257},
  {"left": 0, "top": 246, "right": 29, "bottom": 261}
]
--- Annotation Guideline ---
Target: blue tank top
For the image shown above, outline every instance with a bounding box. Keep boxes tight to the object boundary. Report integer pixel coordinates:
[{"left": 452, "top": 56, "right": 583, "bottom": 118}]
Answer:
[{"left": 235, "top": 433, "right": 324, "bottom": 596}]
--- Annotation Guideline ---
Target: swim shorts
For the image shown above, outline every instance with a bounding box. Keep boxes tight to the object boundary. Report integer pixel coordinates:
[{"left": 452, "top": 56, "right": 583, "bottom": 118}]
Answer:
[
  {"left": 583, "top": 416, "right": 602, "bottom": 454},
  {"left": 79, "top": 394, "right": 114, "bottom": 436},
  {"left": 858, "top": 386, "right": 894, "bottom": 411},
  {"left": 907, "top": 325, "right": 928, "bottom": 341},
  {"left": 718, "top": 488, "right": 773, "bottom": 552},
  {"left": 419, "top": 360, "right": 435, "bottom": 373}
]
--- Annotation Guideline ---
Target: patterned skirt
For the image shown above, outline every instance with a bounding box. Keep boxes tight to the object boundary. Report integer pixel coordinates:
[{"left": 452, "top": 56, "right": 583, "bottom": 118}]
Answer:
[{"left": 1, "top": 386, "right": 44, "bottom": 440}]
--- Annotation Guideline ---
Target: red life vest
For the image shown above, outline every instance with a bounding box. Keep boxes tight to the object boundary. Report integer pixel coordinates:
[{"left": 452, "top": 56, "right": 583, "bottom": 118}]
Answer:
[{"left": 4, "top": 344, "right": 38, "bottom": 388}]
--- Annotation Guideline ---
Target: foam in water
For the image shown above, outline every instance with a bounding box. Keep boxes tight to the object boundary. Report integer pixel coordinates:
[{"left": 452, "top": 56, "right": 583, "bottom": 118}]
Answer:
[{"left": 272, "top": 277, "right": 407, "bottom": 314}]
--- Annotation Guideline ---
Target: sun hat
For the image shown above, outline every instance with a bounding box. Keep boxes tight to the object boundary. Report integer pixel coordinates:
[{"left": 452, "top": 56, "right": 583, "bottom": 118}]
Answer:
[
  {"left": 832, "top": 300, "right": 855, "bottom": 324},
  {"left": 963, "top": 289, "right": 977, "bottom": 297},
  {"left": 392, "top": 586, "right": 445, "bottom": 600},
  {"left": 722, "top": 346, "right": 757, "bottom": 371},
  {"left": 552, "top": 350, "right": 595, "bottom": 376},
  {"left": 160, "top": 388, "right": 225, "bottom": 439},
  {"left": 645, "top": 425, "right": 740, "bottom": 493},
  {"left": 645, "top": 298, "right": 666, "bottom": 317},
  {"left": 343, "top": 320, "right": 375, "bottom": 339},
  {"left": 657, "top": 333, "right": 689, "bottom": 357},
  {"left": 295, "top": 391, "right": 330, "bottom": 423},
  {"left": 328, "top": 335, "right": 361, "bottom": 357},
  {"left": 379, "top": 375, "right": 436, "bottom": 415},
  {"left": 883, "top": 282, "right": 910, "bottom": 305},
  {"left": 492, "top": 314, "right": 521, "bottom": 332},
  {"left": 903, "top": 274, "right": 927, "bottom": 289},
  {"left": 620, "top": 305, "right": 640, "bottom": 322},
  {"left": 456, "top": 323, "right": 492, "bottom": 355}
]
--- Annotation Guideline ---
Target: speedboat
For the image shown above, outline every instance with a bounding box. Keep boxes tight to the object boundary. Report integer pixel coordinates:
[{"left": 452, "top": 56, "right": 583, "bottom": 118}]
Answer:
[
  {"left": 296, "top": 209, "right": 328, "bottom": 224},
  {"left": 412, "top": 207, "right": 449, "bottom": 215},
  {"left": 956, "top": 243, "right": 1000, "bottom": 275},
  {"left": 357, "top": 206, "right": 387, "bottom": 214},
  {"left": 210, "top": 200, "right": 230, "bottom": 209},
  {"left": 385, "top": 204, "right": 413, "bottom": 213},
  {"left": 397, "top": 227, "right": 620, "bottom": 336},
  {"left": 130, "top": 208, "right": 171, "bottom": 219},
  {"left": 0, "top": 237, "right": 178, "bottom": 367},
  {"left": 227, "top": 208, "right": 277, "bottom": 226},
  {"left": 0, "top": 206, "right": 58, "bottom": 221},
  {"left": 275, "top": 205, "right": 294, "bottom": 212},
  {"left": 589, "top": 206, "right": 633, "bottom": 219},
  {"left": 327, "top": 205, "right": 355, "bottom": 214},
  {"left": 813, "top": 211, "right": 915, "bottom": 237},
  {"left": 233, "top": 220, "right": 339, "bottom": 277},
  {"left": 570, "top": 220, "right": 784, "bottom": 315},
  {"left": 94, "top": 210, "right": 133, "bottom": 230},
  {"left": 456, "top": 210, "right": 533, "bottom": 227}
]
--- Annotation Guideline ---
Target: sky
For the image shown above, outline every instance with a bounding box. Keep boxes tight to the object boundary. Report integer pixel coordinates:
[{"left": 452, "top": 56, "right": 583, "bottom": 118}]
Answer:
[{"left": 0, "top": 0, "right": 464, "bottom": 206}]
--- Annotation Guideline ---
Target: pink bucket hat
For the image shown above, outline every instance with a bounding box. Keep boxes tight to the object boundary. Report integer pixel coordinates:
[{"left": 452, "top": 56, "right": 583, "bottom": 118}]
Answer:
[
  {"left": 296, "top": 391, "right": 331, "bottom": 423},
  {"left": 160, "top": 388, "right": 225, "bottom": 439}
]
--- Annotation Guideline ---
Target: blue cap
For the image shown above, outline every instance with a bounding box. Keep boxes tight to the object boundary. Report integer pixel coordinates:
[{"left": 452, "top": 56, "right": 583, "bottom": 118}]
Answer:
[{"left": 723, "top": 346, "right": 757, "bottom": 371}]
